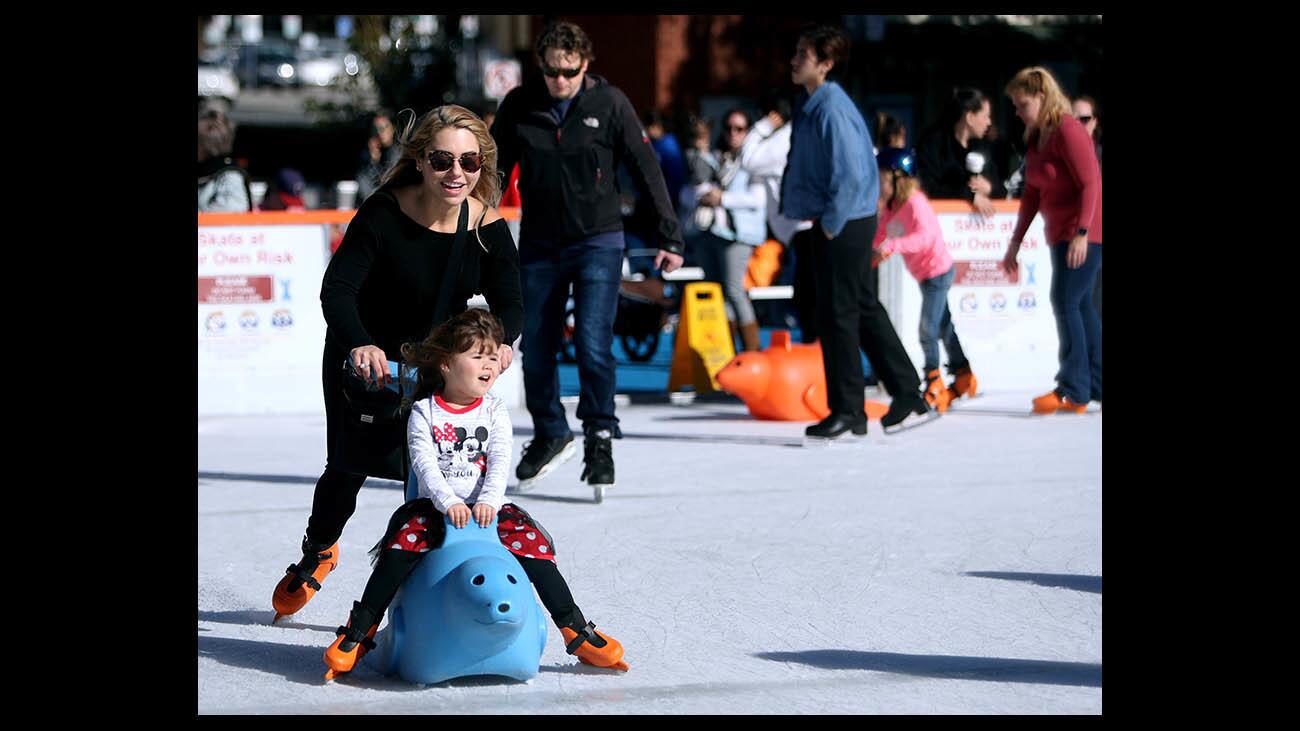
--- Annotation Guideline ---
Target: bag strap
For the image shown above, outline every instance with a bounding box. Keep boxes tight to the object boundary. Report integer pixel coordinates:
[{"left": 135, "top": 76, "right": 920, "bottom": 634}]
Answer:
[{"left": 431, "top": 200, "right": 470, "bottom": 328}]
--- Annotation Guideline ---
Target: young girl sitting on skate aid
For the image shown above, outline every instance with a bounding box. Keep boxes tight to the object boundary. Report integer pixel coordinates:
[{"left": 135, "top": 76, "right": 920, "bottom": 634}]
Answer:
[
  {"left": 872, "top": 148, "right": 978, "bottom": 411},
  {"left": 323, "top": 308, "right": 627, "bottom": 678}
]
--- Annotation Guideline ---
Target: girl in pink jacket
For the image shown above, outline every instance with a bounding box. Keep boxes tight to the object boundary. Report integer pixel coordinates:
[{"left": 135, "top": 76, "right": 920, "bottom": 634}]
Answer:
[{"left": 873, "top": 148, "right": 977, "bottom": 411}]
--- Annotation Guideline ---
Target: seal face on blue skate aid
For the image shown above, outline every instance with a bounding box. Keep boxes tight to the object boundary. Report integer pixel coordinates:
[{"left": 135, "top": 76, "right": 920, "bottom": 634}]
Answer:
[{"left": 366, "top": 513, "right": 548, "bottom": 685}]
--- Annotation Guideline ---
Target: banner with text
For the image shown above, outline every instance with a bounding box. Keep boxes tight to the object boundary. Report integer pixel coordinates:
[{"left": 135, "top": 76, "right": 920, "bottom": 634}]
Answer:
[
  {"left": 198, "top": 225, "right": 330, "bottom": 415},
  {"left": 877, "top": 206, "right": 1057, "bottom": 392}
]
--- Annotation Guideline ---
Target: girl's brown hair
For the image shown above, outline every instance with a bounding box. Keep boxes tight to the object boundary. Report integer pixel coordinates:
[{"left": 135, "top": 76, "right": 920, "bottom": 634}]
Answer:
[
  {"left": 1004, "top": 66, "right": 1072, "bottom": 148},
  {"left": 401, "top": 308, "right": 505, "bottom": 400}
]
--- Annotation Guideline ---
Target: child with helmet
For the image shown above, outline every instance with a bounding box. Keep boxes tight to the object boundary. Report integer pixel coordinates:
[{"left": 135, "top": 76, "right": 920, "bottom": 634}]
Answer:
[{"left": 873, "top": 148, "right": 978, "bottom": 411}]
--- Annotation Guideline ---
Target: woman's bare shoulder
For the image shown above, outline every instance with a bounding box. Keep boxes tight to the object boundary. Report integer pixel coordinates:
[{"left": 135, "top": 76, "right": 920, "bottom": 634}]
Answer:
[{"left": 472, "top": 199, "right": 504, "bottom": 228}]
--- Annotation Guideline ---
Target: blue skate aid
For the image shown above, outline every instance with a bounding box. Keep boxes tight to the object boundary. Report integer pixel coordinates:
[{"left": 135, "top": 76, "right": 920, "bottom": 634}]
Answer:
[{"left": 367, "top": 514, "right": 548, "bottom": 685}]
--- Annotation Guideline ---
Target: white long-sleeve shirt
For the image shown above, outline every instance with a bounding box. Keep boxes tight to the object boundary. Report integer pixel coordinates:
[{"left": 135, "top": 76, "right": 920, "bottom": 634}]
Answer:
[
  {"left": 737, "top": 115, "right": 812, "bottom": 245},
  {"left": 407, "top": 392, "right": 513, "bottom": 513}
]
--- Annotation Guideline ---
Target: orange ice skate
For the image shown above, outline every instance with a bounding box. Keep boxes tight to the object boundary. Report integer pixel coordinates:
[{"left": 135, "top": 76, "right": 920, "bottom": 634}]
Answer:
[
  {"left": 323, "top": 602, "right": 380, "bottom": 680},
  {"left": 948, "top": 364, "right": 978, "bottom": 400},
  {"left": 1032, "top": 390, "right": 1088, "bottom": 414},
  {"left": 272, "top": 540, "right": 339, "bottom": 622},
  {"left": 923, "top": 369, "right": 952, "bottom": 413},
  {"left": 561, "top": 622, "right": 629, "bottom": 671}
]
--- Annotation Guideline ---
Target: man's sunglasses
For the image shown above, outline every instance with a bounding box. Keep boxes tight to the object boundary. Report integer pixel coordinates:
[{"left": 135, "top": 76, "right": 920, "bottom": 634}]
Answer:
[
  {"left": 426, "top": 150, "right": 485, "bottom": 174},
  {"left": 542, "top": 65, "right": 583, "bottom": 79}
]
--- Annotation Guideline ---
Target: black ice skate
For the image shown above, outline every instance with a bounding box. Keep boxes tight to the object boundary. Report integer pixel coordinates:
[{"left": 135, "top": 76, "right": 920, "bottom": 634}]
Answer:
[
  {"left": 581, "top": 429, "right": 615, "bottom": 503},
  {"left": 514, "top": 433, "right": 577, "bottom": 492},
  {"left": 881, "top": 394, "right": 940, "bottom": 434}
]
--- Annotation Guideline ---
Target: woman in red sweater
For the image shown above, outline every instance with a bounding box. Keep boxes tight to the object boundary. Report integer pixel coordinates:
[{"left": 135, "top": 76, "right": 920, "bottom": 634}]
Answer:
[{"left": 1001, "top": 67, "right": 1103, "bottom": 414}]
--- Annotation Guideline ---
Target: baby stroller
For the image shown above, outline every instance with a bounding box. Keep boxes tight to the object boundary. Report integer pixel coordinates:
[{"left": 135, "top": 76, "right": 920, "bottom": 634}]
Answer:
[{"left": 561, "top": 248, "right": 674, "bottom": 363}]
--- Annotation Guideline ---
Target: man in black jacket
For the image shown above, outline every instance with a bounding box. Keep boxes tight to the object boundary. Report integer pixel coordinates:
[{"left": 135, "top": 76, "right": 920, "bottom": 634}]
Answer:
[{"left": 492, "top": 20, "right": 684, "bottom": 496}]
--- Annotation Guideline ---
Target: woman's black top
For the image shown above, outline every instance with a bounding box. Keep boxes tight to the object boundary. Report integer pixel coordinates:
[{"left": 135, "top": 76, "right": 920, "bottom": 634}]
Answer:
[{"left": 320, "top": 189, "right": 523, "bottom": 360}]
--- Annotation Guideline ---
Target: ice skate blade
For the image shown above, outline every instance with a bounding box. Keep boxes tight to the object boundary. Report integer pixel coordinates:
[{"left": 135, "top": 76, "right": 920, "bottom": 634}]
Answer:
[
  {"left": 802, "top": 432, "right": 869, "bottom": 448},
  {"left": 513, "top": 441, "right": 578, "bottom": 492},
  {"left": 882, "top": 410, "right": 941, "bottom": 434},
  {"left": 323, "top": 668, "right": 338, "bottom": 681},
  {"left": 272, "top": 612, "right": 293, "bottom": 623},
  {"left": 591, "top": 484, "right": 613, "bottom": 503}
]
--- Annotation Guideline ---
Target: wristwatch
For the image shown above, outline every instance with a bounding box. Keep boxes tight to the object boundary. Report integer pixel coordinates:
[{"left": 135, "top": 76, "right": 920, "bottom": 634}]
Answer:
[{"left": 1076, "top": 227, "right": 1089, "bottom": 238}]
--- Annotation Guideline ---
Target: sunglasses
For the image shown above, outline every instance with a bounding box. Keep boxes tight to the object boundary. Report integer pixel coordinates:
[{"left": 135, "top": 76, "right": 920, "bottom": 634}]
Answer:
[
  {"left": 1077, "top": 115, "right": 1094, "bottom": 123},
  {"left": 542, "top": 64, "right": 583, "bottom": 78},
  {"left": 426, "top": 150, "right": 485, "bottom": 174}
]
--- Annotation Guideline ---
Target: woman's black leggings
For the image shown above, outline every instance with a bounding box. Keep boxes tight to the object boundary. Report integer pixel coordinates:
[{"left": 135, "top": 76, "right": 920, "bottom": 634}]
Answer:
[{"left": 304, "top": 467, "right": 367, "bottom": 549}]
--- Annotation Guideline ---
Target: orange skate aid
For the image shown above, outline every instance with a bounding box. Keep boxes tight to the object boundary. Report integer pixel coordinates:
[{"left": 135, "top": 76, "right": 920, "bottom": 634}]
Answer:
[{"left": 715, "top": 331, "right": 888, "bottom": 421}]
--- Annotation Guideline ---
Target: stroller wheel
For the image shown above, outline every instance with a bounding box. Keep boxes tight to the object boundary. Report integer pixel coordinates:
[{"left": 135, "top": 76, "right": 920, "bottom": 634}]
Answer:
[{"left": 620, "top": 332, "right": 659, "bottom": 362}]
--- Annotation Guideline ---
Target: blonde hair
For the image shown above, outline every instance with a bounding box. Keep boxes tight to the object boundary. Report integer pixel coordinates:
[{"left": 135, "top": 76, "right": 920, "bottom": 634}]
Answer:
[
  {"left": 884, "top": 169, "right": 920, "bottom": 209},
  {"left": 380, "top": 105, "right": 501, "bottom": 207},
  {"left": 1004, "top": 66, "right": 1072, "bottom": 148},
  {"left": 893, "top": 173, "right": 919, "bottom": 208}
]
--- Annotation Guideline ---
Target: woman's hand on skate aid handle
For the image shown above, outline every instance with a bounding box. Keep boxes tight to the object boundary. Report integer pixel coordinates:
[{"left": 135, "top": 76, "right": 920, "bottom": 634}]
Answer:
[{"left": 447, "top": 503, "right": 497, "bottom": 529}]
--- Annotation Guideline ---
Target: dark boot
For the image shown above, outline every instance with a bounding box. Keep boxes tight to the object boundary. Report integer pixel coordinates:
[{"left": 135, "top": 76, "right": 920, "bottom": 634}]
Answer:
[
  {"left": 804, "top": 413, "right": 868, "bottom": 439},
  {"left": 515, "top": 433, "right": 577, "bottom": 486},
  {"left": 581, "top": 429, "right": 615, "bottom": 488}
]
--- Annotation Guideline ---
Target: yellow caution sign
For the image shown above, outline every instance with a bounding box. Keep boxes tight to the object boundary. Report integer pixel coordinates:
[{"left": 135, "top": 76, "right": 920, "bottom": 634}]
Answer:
[{"left": 668, "top": 282, "right": 736, "bottom": 393}]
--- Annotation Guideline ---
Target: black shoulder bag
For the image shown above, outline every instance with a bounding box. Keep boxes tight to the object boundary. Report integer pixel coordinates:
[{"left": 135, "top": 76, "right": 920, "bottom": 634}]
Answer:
[{"left": 336, "top": 200, "right": 471, "bottom": 481}]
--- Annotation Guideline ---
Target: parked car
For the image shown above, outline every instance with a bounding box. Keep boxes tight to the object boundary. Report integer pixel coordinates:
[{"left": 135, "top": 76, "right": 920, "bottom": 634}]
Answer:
[
  {"left": 298, "top": 39, "right": 368, "bottom": 88},
  {"left": 227, "top": 40, "right": 301, "bottom": 89}
]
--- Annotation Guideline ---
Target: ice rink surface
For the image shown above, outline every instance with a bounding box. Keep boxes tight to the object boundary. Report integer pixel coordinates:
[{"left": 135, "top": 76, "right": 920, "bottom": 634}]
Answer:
[{"left": 198, "top": 390, "right": 1101, "bottom": 714}]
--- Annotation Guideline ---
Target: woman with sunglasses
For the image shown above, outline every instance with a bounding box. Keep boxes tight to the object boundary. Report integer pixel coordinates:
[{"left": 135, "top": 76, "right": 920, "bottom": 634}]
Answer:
[
  {"left": 1002, "top": 67, "right": 1103, "bottom": 414},
  {"left": 271, "top": 104, "right": 524, "bottom": 621},
  {"left": 689, "top": 108, "right": 767, "bottom": 352}
]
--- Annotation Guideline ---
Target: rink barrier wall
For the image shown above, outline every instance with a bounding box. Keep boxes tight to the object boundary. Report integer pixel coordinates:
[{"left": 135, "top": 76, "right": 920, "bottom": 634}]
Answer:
[{"left": 198, "top": 200, "right": 1057, "bottom": 416}]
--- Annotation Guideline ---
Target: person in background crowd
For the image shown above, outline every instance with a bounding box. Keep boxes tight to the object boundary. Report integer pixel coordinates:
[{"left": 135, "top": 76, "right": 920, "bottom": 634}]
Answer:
[
  {"left": 872, "top": 148, "right": 977, "bottom": 413},
  {"left": 197, "top": 106, "right": 251, "bottom": 212},
  {"left": 356, "top": 110, "right": 402, "bottom": 202},
  {"left": 270, "top": 104, "right": 524, "bottom": 622},
  {"left": 682, "top": 114, "right": 718, "bottom": 227},
  {"left": 782, "top": 24, "right": 935, "bottom": 440},
  {"left": 738, "top": 89, "right": 813, "bottom": 334},
  {"left": 642, "top": 109, "right": 687, "bottom": 208},
  {"left": 688, "top": 108, "right": 766, "bottom": 352},
  {"left": 491, "top": 20, "right": 684, "bottom": 495},
  {"left": 260, "top": 168, "right": 308, "bottom": 211},
  {"left": 916, "top": 88, "right": 1005, "bottom": 217},
  {"left": 1072, "top": 94, "right": 1103, "bottom": 320},
  {"left": 1001, "top": 67, "right": 1103, "bottom": 414},
  {"left": 875, "top": 111, "right": 907, "bottom": 152},
  {"left": 1072, "top": 95, "right": 1102, "bottom": 171}
]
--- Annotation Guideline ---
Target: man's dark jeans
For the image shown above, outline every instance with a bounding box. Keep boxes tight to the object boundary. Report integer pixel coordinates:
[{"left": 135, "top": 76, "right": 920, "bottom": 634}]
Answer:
[{"left": 520, "top": 243, "right": 624, "bottom": 439}]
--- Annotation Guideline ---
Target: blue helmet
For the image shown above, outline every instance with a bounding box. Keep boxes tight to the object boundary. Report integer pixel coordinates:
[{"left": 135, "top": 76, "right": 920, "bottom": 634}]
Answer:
[{"left": 876, "top": 147, "right": 916, "bottom": 176}]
